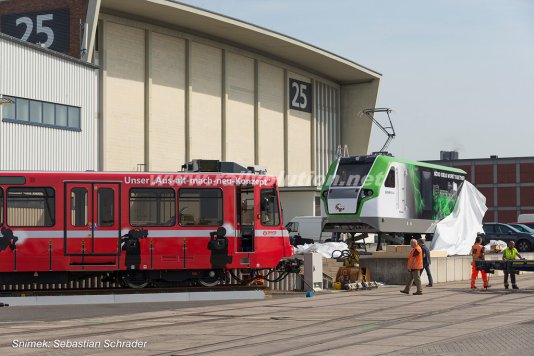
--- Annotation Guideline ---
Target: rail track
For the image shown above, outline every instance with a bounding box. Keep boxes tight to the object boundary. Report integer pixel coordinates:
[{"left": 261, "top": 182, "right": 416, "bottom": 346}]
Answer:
[
  {"left": 0, "top": 284, "right": 266, "bottom": 298},
  {"left": 0, "top": 268, "right": 301, "bottom": 294}
]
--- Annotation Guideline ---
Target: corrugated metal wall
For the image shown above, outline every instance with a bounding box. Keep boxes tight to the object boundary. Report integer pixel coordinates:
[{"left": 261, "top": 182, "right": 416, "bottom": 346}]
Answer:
[
  {"left": 0, "top": 36, "right": 98, "bottom": 171},
  {"left": 314, "top": 81, "right": 340, "bottom": 187}
]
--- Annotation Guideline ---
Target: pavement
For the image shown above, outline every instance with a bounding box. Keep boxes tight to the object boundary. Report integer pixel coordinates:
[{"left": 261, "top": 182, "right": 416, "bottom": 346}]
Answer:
[{"left": 2, "top": 273, "right": 534, "bottom": 355}]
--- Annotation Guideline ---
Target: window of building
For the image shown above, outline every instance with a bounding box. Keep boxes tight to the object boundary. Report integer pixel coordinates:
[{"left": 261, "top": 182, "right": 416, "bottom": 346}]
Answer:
[
  {"left": 29, "top": 101, "right": 42, "bottom": 123},
  {"left": 68, "top": 106, "right": 80, "bottom": 128},
  {"left": 385, "top": 168, "right": 396, "bottom": 188},
  {"left": 43, "top": 102, "right": 55, "bottom": 125},
  {"left": 55, "top": 105, "right": 68, "bottom": 126},
  {"left": 16, "top": 98, "right": 29, "bottom": 121},
  {"left": 71, "top": 187, "right": 88, "bottom": 227},
  {"left": 2, "top": 98, "right": 15, "bottom": 119},
  {"left": 7, "top": 187, "right": 55, "bottom": 227},
  {"left": 98, "top": 188, "right": 114, "bottom": 227},
  {"left": 1, "top": 95, "right": 81, "bottom": 130},
  {"left": 130, "top": 188, "right": 175, "bottom": 226},
  {"left": 260, "top": 188, "right": 280, "bottom": 226},
  {"left": 179, "top": 188, "right": 223, "bottom": 226}
]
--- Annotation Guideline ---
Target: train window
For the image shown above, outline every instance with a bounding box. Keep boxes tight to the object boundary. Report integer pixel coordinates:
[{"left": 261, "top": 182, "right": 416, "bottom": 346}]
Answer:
[
  {"left": 333, "top": 162, "right": 372, "bottom": 186},
  {"left": 179, "top": 188, "right": 223, "bottom": 226},
  {"left": 260, "top": 188, "right": 280, "bottom": 226},
  {"left": 0, "top": 188, "right": 3, "bottom": 225},
  {"left": 98, "top": 188, "right": 114, "bottom": 227},
  {"left": 421, "top": 171, "right": 433, "bottom": 211},
  {"left": 7, "top": 187, "right": 55, "bottom": 227},
  {"left": 71, "top": 188, "right": 88, "bottom": 227},
  {"left": 130, "top": 188, "right": 175, "bottom": 226},
  {"left": 385, "top": 168, "right": 396, "bottom": 188},
  {"left": 238, "top": 187, "right": 254, "bottom": 226},
  {"left": 0, "top": 176, "right": 26, "bottom": 184}
]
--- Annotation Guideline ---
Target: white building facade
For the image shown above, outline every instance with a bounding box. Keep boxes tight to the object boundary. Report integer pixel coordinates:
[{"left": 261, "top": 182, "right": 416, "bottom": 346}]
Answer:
[{"left": 0, "top": 33, "right": 98, "bottom": 171}]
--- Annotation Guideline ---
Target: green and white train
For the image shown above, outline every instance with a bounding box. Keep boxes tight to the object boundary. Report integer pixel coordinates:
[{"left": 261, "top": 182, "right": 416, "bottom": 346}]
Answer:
[{"left": 321, "top": 154, "right": 466, "bottom": 239}]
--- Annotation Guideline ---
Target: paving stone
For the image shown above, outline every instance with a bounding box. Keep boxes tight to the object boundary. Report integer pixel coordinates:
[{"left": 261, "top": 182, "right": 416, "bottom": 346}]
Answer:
[{"left": 1, "top": 275, "right": 534, "bottom": 355}]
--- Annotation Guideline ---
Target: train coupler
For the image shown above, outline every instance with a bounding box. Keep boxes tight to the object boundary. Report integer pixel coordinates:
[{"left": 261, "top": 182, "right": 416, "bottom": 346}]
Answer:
[{"left": 276, "top": 258, "right": 303, "bottom": 274}]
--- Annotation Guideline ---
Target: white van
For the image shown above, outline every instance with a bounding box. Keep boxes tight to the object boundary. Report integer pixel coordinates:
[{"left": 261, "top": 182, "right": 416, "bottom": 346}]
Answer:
[
  {"left": 517, "top": 214, "right": 534, "bottom": 228},
  {"left": 285, "top": 216, "right": 332, "bottom": 243},
  {"left": 518, "top": 214, "right": 534, "bottom": 223}
]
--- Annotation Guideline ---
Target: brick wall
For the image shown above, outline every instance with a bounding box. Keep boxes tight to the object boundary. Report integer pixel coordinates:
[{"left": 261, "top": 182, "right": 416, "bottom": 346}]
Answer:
[
  {"left": 475, "top": 164, "right": 493, "bottom": 184},
  {"left": 498, "top": 210, "right": 517, "bottom": 223},
  {"left": 520, "top": 163, "right": 534, "bottom": 183},
  {"left": 0, "top": 0, "right": 89, "bottom": 58},
  {"left": 478, "top": 187, "right": 494, "bottom": 207},
  {"left": 435, "top": 158, "right": 534, "bottom": 223},
  {"left": 521, "top": 187, "right": 534, "bottom": 206},
  {"left": 497, "top": 187, "right": 516, "bottom": 207},
  {"left": 485, "top": 210, "right": 495, "bottom": 222},
  {"left": 497, "top": 163, "right": 516, "bottom": 184}
]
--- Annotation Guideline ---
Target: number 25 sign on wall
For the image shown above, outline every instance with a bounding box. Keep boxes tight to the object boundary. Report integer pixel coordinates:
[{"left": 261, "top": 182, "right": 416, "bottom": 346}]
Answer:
[
  {"left": 1, "top": 8, "right": 70, "bottom": 52},
  {"left": 289, "top": 78, "right": 313, "bottom": 113}
]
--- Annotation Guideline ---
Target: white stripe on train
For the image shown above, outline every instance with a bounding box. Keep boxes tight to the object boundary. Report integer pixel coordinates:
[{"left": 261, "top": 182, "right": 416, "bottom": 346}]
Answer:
[{"left": 9, "top": 228, "right": 286, "bottom": 240}]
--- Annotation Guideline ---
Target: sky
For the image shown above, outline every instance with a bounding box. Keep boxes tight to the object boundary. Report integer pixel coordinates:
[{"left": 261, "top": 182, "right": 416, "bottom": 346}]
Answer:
[{"left": 176, "top": 0, "right": 534, "bottom": 161}]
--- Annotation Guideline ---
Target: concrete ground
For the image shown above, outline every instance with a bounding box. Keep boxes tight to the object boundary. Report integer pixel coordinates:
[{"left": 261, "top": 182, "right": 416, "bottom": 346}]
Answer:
[{"left": 2, "top": 274, "right": 534, "bottom": 355}]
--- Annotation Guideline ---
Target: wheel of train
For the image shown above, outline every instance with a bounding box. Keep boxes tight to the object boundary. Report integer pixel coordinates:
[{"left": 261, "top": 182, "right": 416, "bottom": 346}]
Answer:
[
  {"left": 197, "top": 270, "right": 221, "bottom": 287},
  {"left": 121, "top": 271, "right": 149, "bottom": 289}
]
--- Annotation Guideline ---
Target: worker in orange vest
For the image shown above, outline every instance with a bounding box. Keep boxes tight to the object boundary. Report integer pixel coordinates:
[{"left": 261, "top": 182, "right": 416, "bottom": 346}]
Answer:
[
  {"left": 471, "top": 234, "right": 489, "bottom": 290},
  {"left": 400, "top": 239, "right": 423, "bottom": 295}
]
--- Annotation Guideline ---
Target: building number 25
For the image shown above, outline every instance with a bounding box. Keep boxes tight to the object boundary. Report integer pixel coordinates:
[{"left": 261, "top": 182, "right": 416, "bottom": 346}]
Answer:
[
  {"left": 289, "top": 79, "right": 312, "bottom": 113},
  {"left": 291, "top": 81, "right": 307, "bottom": 109},
  {"left": 16, "top": 14, "right": 55, "bottom": 48}
]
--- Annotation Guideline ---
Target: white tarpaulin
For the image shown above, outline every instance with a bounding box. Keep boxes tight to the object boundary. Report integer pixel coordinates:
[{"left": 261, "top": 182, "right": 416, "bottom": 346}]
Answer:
[
  {"left": 293, "top": 242, "right": 349, "bottom": 258},
  {"left": 430, "top": 181, "right": 487, "bottom": 255}
]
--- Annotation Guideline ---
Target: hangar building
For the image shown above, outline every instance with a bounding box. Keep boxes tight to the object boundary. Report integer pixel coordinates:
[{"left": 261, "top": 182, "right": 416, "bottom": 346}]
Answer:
[{"left": 0, "top": 0, "right": 381, "bottom": 221}]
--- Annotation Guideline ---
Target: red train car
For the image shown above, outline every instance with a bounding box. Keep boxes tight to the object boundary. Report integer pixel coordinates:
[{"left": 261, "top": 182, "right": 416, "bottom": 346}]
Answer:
[{"left": 0, "top": 161, "right": 295, "bottom": 288}]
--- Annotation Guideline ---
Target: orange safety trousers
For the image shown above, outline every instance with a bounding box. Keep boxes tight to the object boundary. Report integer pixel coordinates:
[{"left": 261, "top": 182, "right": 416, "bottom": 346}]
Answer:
[{"left": 471, "top": 262, "right": 488, "bottom": 288}]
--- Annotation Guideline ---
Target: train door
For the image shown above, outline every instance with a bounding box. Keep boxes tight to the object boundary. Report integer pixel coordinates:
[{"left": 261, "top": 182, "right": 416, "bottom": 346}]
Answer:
[
  {"left": 383, "top": 166, "right": 397, "bottom": 216},
  {"left": 65, "top": 182, "right": 120, "bottom": 256},
  {"left": 236, "top": 185, "right": 255, "bottom": 257},
  {"left": 397, "top": 166, "right": 407, "bottom": 214},
  {"left": 252, "top": 186, "right": 282, "bottom": 267}
]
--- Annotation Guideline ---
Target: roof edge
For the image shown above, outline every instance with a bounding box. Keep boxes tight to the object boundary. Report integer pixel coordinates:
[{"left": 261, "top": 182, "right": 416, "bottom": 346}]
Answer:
[
  {"left": 0, "top": 32, "right": 99, "bottom": 69},
  {"left": 166, "top": 1, "right": 381, "bottom": 78}
]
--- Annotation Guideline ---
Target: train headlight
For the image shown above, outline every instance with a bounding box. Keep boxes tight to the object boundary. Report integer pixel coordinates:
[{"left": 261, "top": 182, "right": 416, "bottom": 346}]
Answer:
[
  {"left": 322, "top": 190, "right": 329, "bottom": 199},
  {"left": 363, "top": 189, "right": 374, "bottom": 197}
]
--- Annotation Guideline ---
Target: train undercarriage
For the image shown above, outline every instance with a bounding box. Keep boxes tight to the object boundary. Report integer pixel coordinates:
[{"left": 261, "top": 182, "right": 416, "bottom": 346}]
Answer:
[{"left": 0, "top": 258, "right": 302, "bottom": 290}]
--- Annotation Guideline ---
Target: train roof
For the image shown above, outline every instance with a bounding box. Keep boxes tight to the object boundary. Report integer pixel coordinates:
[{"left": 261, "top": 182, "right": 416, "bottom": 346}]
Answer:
[
  {"left": 339, "top": 155, "right": 467, "bottom": 175},
  {"left": 0, "top": 171, "right": 269, "bottom": 175}
]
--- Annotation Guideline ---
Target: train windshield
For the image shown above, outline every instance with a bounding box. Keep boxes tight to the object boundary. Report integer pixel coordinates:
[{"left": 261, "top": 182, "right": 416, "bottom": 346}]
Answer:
[{"left": 332, "top": 161, "right": 373, "bottom": 187}]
